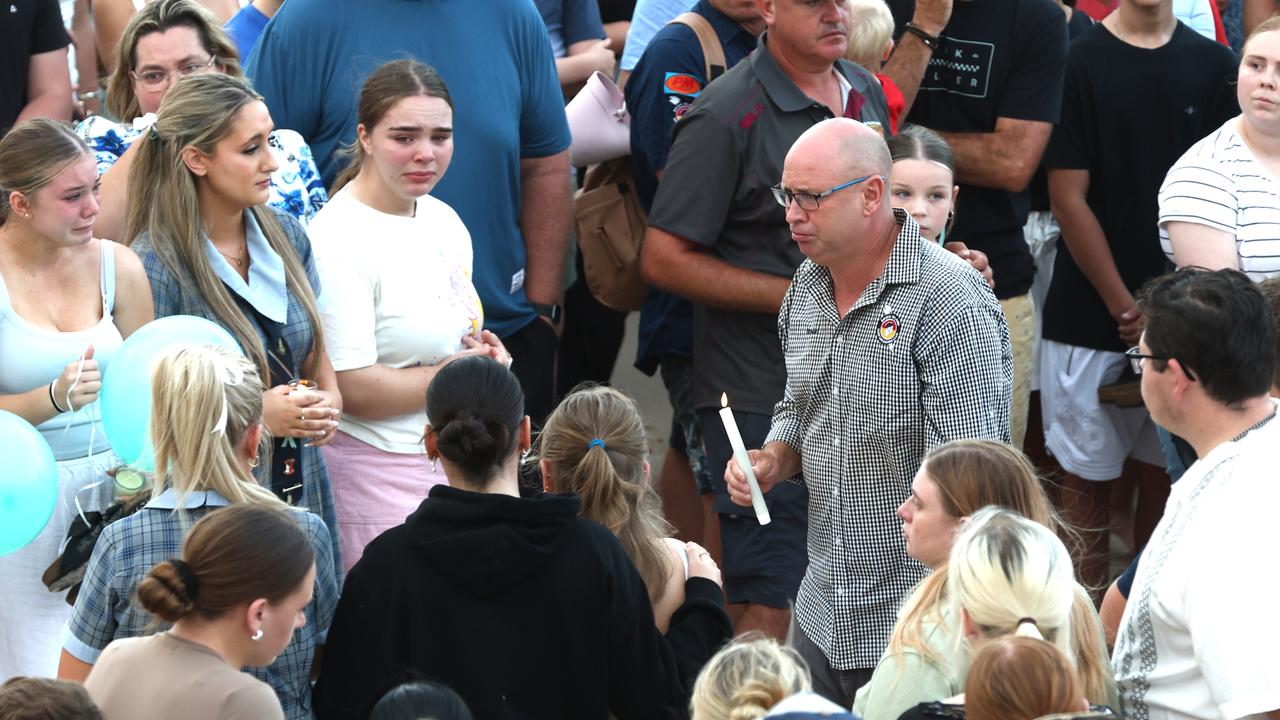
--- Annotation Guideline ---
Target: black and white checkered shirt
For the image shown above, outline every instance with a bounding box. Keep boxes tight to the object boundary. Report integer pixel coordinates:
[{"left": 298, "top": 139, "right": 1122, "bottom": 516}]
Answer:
[{"left": 767, "top": 209, "right": 1013, "bottom": 669}]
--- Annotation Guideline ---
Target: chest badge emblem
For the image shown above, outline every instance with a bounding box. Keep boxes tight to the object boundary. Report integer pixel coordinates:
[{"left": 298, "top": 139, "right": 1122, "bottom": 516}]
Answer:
[{"left": 878, "top": 314, "right": 901, "bottom": 344}]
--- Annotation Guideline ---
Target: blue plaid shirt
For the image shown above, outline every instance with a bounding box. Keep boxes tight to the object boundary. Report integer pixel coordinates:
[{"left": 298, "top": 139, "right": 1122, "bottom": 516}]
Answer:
[
  {"left": 131, "top": 208, "right": 342, "bottom": 577},
  {"left": 62, "top": 490, "right": 338, "bottom": 720}
]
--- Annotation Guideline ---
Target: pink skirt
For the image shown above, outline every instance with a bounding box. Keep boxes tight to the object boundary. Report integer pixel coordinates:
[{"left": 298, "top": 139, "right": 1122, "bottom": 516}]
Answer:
[{"left": 321, "top": 430, "right": 449, "bottom": 574}]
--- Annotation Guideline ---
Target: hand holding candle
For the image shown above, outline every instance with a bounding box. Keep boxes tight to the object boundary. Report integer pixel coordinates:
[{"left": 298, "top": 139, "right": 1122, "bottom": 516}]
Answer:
[{"left": 718, "top": 393, "right": 771, "bottom": 526}]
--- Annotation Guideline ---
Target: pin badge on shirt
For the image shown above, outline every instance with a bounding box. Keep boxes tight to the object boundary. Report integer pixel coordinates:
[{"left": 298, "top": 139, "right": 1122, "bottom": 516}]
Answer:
[{"left": 878, "top": 314, "right": 901, "bottom": 344}]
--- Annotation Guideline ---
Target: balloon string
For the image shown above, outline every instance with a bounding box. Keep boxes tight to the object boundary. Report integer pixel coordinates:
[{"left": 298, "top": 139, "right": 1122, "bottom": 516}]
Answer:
[{"left": 57, "top": 350, "right": 103, "bottom": 532}]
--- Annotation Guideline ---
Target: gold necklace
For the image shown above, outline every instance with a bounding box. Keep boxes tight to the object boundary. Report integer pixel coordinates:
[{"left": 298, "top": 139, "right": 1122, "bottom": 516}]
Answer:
[{"left": 217, "top": 246, "right": 246, "bottom": 268}]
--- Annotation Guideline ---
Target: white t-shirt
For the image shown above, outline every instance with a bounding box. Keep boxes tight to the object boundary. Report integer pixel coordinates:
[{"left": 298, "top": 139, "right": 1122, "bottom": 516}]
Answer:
[
  {"left": 309, "top": 189, "right": 483, "bottom": 453},
  {"left": 1113, "top": 402, "right": 1280, "bottom": 720},
  {"left": 1158, "top": 116, "right": 1280, "bottom": 281}
]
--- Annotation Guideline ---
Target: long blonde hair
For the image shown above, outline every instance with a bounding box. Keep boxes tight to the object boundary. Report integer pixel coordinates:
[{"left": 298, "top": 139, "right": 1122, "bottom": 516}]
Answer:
[
  {"left": 125, "top": 73, "right": 325, "bottom": 384},
  {"left": 886, "top": 441, "right": 1111, "bottom": 704},
  {"left": 105, "top": 0, "right": 242, "bottom": 121},
  {"left": 690, "top": 634, "right": 811, "bottom": 720},
  {"left": 536, "top": 385, "right": 675, "bottom": 606},
  {"left": 150, "top": 344, "right": 284, "bottom": 509}
]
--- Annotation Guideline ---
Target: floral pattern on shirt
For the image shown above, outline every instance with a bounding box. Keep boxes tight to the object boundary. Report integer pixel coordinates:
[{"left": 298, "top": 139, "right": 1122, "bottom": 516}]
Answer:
[{"left": 76, "top": 115, "right": 328, "bottom": 225}]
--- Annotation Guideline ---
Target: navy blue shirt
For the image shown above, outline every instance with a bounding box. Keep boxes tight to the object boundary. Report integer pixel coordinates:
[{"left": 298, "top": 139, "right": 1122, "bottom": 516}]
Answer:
[
  {"left": 625, "top": 0, "right": 758, "bottom": 373},
  {"left": 533, "top": 0, "right": 606, "bottom": 57}
]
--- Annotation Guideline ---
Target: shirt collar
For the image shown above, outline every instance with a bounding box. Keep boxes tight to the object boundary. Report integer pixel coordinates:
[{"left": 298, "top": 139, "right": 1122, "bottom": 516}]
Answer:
[
  {"left": 750, "top": 32, "right": 857, "bottom": 113},
  {"left": 146, "top": 488, "right": 233, "bottom": 510},
  {"left": 794, "top": 208, "right": 924, "bottom": 308},
  {"left": 204, "top": 210, "right": 288, "bottom": 323},
  {"left": 696, "top": 0, "right": 758, "bottom": 50}
]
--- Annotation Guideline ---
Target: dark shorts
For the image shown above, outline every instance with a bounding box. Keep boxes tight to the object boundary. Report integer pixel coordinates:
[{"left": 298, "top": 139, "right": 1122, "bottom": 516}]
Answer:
[
  {"left": 697, "top": 407, "right": 808, "bottom": 609},
  {"left": 659, "top": 356, "right": 713, "bottom": 494}
]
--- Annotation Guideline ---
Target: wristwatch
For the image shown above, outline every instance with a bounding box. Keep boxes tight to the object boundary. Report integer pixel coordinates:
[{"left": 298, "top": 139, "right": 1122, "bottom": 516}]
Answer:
[{"left": 532, "top": 302, "right": 562, "bottom": 324}]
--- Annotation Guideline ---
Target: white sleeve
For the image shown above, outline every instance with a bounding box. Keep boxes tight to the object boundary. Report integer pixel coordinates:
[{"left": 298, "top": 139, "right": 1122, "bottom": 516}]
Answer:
[
  {"left": 1159, "top": 156, "right": 1238, "bottom": 237},
  {"left": 1187, "top": 469, "right": 1280, "bottom": 719},
  {"left": 310, "top": 220, "right": 379, "bottom": 372}
]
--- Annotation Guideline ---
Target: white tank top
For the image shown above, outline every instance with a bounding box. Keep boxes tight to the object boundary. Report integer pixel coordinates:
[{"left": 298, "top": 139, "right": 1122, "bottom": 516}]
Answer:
[{"left": 0, "top": 242, "right": 123, "bottom": 460}]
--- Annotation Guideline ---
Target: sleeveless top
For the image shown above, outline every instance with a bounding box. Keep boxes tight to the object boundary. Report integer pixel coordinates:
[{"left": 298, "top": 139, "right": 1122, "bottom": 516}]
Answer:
[{"left": 0, "top": 242, "right": 123, "bottom": 460}]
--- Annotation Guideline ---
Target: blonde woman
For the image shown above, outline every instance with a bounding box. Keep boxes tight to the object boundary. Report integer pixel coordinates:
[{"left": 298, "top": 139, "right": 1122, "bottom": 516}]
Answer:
[
  {"left": 895, "top": 507, "right": 1096, "bottom": 720},
  {"left": 57, "top": 345, "right": 338, "bottom": 720},
  {"left": 853, "top": 441, "right": 1114, "bottom": 720},
  {"left": 124, "top": 72, "right": 343, "bottom": 575},
  {"left": 78, "top": 0, "right": 325, "bottom": 242},
  {"left": 690, "top": 634, "right": 817, "bottom": 720},
  {"left": 0, "top": 119, "right": 153, "bottom": 679},
  {"left": 537, "top": 385, "right": 699, "bottom": 631}
]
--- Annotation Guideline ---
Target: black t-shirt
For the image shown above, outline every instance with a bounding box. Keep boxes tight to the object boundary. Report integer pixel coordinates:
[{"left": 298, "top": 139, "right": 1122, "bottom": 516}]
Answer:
[
  {"left": 895, "top": 0, "right": 1069, "bottom": 299},
  {"left": 1041, "top": 22, "right": 1238, "bottom": 352},
  {"left": 1, "top": 0, "right": 70, "bottom": 132},
  {"left": 1029, "top": 8, "right": 1095, "bottom": 212}
]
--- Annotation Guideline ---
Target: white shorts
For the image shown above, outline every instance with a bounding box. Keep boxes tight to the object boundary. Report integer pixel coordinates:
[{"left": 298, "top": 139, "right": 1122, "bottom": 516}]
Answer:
[
  {"left": 1039, "top": 340, "right": 1164, "bottom": 481},
  {"left": 1023, "top": 210, "right": 1061, "bottom": 392}
]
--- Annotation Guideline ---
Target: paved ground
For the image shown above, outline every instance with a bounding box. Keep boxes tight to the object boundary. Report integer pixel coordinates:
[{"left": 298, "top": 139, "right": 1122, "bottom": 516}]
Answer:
[{"left": 605, "top": 312, "right": 673, "bottom": 477}]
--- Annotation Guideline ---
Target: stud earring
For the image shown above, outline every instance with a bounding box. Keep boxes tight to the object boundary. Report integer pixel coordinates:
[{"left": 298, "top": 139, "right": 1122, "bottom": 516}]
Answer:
[{"left": 251, "top": 629, "right": 263, "bottom": 641}]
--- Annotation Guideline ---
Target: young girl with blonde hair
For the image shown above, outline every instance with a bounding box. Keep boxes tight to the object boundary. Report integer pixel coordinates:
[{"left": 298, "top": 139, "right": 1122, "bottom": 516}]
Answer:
[
  {"left": 537, "top": 384, "right": 710, "bottom": 631},
  {"left": 58, "top": 345, "right": 337, "bottom": 720}
]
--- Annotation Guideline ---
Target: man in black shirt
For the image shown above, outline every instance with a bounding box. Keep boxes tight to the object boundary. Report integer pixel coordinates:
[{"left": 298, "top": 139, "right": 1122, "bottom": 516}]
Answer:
[
  {"left": 1, "top": 0, "right": 74, "bottom": 132},
  {"left": 891, "top": 0, "right": 1069, "bottom": 450},
  {"left": 1042, "top": 0, "right": 1237, "bottom": 593},
  {"left": 642, "top": 0, "right": 889, "bottom": 646}
]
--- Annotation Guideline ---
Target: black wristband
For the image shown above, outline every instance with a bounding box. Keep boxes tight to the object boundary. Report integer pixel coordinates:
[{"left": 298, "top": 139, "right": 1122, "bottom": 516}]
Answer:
[
  {"left": 904, "top": 22, "right": 942, "bottom": 51},
  {"left": 49, "top": 382, "right": 67, "bottom": 413}
]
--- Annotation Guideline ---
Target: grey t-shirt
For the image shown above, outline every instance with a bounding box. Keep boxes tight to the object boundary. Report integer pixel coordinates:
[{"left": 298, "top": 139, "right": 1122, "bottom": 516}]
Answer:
[{"left": 647, "top": 32, "right": 890, "bottom": 416}]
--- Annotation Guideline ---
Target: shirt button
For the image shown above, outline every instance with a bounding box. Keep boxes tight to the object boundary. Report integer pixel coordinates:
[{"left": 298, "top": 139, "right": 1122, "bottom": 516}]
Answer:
[
  {"left": 832, "top": 387, "right": 839, "bottom": 397},
  {"left": 836, "top": 587, "right": 845, "bottom": 596},
  {"left": 834, "top": 437, "right": 841, "bottom": 447}
]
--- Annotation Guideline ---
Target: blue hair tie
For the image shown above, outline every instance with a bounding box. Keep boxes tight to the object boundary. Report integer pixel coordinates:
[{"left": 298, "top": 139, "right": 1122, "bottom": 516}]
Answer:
[{"left": 587, "top": 438, "right": 607, "bottom": 450}]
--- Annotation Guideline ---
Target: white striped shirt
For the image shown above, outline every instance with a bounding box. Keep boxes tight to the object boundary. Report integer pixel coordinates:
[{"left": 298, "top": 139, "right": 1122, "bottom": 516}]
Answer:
[{"left": 1158, "top": 116, "right": 1280, "bottom": 281}]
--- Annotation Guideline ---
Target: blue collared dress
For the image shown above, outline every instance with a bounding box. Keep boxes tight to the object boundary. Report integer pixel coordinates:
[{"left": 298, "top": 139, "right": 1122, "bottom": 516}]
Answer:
[{"left": 130, "top": 207, "right": 342, "bottom": 578}]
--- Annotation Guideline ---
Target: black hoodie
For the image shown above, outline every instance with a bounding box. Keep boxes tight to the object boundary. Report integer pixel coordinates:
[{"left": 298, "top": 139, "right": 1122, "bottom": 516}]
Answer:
[{"left": 313, "top": 485, "right": 733, "bottom": 720}]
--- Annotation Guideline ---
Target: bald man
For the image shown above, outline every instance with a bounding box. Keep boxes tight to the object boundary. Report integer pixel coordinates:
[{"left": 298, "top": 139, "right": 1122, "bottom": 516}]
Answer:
[{"left": 726, "top": 119, "right": 1013, "bottom": 706}]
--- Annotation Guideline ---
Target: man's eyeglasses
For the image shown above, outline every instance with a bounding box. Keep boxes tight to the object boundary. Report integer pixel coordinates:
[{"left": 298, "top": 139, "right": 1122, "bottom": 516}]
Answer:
[
  {"left": 771, "top": 175, "right": 881, "bottom": 211},
  {"left": 130, "top": 56, "right": 218, "bottom": 91},
  {"left": 1124, "top": 346, "right": 1197, "bottom": 381}
]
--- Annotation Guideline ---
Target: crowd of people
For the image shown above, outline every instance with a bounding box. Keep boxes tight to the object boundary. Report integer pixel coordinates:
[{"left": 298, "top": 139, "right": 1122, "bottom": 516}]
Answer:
[{"left": 2, "top": 0, "right": 1279, "bottom": 718}]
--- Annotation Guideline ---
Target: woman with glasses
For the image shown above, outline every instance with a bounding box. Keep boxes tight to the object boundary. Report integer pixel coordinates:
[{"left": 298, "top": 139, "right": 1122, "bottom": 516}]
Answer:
[{"left": 76, "top": 0, "right": 326, "bottom": 242}]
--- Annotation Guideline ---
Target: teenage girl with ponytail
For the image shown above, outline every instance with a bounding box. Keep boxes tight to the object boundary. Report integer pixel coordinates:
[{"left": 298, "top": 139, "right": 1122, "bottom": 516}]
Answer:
[
  {"left": 537, "top": 384, "right": 714, "bottom": 631},
  {"left": 83, "top": 504, "right": 318, "bottom": 720},
  {"left": 58, "top": 345, "right": 338, "bottom": 720}
]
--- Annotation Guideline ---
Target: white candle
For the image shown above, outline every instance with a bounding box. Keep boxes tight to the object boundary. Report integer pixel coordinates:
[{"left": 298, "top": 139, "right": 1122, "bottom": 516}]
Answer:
[{"left": 719, "top": 393, "right": 771, "bottom": 525}]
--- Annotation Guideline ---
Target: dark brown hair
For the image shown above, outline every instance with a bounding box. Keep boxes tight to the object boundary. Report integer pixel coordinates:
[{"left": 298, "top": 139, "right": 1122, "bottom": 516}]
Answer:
[
  {"left": 1259, "top": 275, "right": 1280, "bottom": 391},
  {"left": 136, "top": 504, "right": 314, "bottom": 623},
  {"left": 966, "top": 636, "right": 1084, "bottom": 720},
  {"left": 0, "top": 677, "right": 102, "bottom": 720},
  {"left": 332, "top": 59, "right": 453, "bottom": 193}
]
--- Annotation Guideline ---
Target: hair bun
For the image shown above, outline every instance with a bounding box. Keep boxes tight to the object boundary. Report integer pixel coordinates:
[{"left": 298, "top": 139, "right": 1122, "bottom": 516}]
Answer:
[
  {"left": 135, "top": 560, "right": 198, "bottom": 622},
  {"left": 436, "top": 412, "right": 507, "bottom": 475}
]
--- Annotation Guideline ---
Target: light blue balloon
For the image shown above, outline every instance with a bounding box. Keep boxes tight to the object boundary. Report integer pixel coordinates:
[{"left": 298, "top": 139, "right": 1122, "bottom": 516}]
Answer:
[
  {"left": 0, "top": 410, "right": 59, "bottom": 556},
  {"left": 100, "top": 315, "right": 242, "bottom": 471}
]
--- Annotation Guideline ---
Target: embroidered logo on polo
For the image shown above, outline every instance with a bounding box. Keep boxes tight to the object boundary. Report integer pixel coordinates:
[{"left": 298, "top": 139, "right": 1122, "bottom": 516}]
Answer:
[{"left": 920, "top": 37, "right": 995, "bottom": 99}]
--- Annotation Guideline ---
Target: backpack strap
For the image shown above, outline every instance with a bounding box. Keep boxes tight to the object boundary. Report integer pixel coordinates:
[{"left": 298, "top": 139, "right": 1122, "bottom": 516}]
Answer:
[{"left": 672, "top": 12, "right": 727, "bottom": 82}]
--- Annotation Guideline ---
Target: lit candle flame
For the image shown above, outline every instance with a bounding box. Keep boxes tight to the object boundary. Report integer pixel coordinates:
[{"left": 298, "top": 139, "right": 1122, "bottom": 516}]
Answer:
[{"left": 721, "top": 392, "right": 729, "bottom": 408}]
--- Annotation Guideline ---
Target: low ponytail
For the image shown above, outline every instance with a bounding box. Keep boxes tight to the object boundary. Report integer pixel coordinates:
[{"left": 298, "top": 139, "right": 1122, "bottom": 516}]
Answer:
[{"left": 537, "top": 385, "right": 674, "bottom": 605}]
